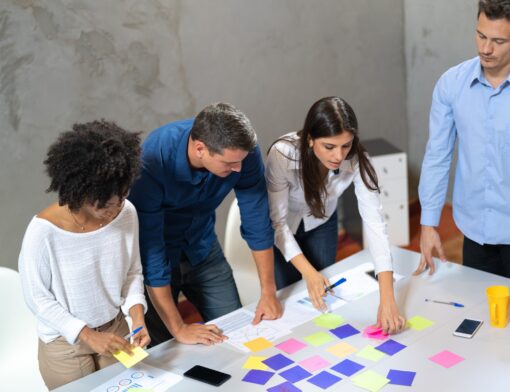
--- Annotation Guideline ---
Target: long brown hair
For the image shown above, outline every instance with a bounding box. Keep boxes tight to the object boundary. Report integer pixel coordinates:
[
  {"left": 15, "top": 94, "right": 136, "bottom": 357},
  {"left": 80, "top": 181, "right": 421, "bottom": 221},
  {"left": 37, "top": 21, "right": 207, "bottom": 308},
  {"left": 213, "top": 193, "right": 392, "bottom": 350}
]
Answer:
[{"left": 271, "top": 97, "right": 379, "bottom": 219}]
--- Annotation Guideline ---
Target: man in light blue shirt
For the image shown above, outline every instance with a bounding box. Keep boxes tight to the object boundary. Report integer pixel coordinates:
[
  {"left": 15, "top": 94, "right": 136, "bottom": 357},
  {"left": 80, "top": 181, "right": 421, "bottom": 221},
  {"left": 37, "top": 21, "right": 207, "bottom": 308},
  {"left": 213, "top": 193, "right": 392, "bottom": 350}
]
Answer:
[{"left": 417, "top": 0, "right": 510, "bottom": 277}]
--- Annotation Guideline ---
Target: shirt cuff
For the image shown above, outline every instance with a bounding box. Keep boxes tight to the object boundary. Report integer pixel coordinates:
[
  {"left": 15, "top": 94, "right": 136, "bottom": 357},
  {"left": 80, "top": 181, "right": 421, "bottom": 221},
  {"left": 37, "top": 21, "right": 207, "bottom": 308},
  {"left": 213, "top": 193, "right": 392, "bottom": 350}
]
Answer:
[
  {"left": 420, "top": 208, "right": 442, "bottom": 227},
  {"left": 121, "top": 294, "right": 148, "bottom": 316},
  {"left": 63, "top": 318, "right": 87, "bottom": 345},
  {"left": 373, "top": 256, "right": 393, "bottom": 275}
]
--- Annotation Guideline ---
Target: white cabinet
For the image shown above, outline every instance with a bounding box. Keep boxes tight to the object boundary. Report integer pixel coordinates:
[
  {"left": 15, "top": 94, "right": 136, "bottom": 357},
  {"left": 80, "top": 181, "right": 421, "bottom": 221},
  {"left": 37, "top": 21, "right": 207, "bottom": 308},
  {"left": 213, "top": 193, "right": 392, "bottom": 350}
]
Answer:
[{"left": 362, "top": 139, "right": 409, "bottom": 247}]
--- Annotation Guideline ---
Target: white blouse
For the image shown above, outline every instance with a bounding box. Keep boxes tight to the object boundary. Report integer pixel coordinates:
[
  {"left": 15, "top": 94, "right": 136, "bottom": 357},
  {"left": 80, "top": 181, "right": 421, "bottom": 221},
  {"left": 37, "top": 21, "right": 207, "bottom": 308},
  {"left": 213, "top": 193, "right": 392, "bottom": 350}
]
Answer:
[
  {"left": 18, "top": 200, "right": 147, "bottom": 344},
  {"left": 266, "top": 132, "right": 393, "bottom": 274}
]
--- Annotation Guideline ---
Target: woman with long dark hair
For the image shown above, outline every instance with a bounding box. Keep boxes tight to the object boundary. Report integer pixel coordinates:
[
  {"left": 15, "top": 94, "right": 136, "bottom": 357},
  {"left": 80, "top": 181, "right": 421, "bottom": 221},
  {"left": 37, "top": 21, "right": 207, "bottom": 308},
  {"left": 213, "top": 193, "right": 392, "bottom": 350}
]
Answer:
[{"left": 266, "top": 97, "right": 405, "bottom": 333}]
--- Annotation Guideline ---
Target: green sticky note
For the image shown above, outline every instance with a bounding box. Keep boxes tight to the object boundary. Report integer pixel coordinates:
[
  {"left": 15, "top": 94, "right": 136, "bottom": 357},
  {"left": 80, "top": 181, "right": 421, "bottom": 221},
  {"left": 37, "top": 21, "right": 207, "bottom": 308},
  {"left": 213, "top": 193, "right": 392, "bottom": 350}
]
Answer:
[
  {"left": 407, "top": 315, "right": 434, "bottom": 331},
  {"left": 356, "top": 345, "right": 386, "bottom": 361},
  {"left": 351, "top": 370, "right": 390, "bottom": 392},
  {"left": 303, "top": 331, "right": 336, "bottom": 346},
  {"left": 313, "top": 313, "right": 346, "bottom": 329}
]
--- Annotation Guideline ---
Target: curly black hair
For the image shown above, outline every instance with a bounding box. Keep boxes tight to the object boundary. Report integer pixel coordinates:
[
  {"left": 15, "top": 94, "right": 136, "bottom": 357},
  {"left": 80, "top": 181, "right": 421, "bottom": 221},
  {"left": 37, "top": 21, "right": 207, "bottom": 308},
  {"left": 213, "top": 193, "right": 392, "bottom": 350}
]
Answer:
[{"left": 44, "top": 120, "right": 142, "bottom": 211}]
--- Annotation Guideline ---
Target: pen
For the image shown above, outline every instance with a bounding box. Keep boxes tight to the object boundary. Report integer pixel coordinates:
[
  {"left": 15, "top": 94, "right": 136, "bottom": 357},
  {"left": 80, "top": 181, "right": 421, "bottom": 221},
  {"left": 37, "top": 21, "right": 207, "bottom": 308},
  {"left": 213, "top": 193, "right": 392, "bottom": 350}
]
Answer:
[
  {"left": 425, "top": 299, "right": 464, "bottom": 308},
  {"left": 124, "top": 326, "right": 143, "bottom": 340},
  {"left": 325, "top": 277, "right": 347, "bottom": 292}
]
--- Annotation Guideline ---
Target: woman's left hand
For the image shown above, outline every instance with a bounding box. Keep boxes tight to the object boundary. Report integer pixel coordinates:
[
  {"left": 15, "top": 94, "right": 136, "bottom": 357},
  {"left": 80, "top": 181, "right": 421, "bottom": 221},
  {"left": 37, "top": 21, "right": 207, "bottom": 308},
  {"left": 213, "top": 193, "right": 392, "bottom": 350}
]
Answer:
[
  {"left": 131, "top": 324, "right": 151, "bottom": 348},
  {"left": 376, "top": 299, "right": 406, "bottom": 335}
]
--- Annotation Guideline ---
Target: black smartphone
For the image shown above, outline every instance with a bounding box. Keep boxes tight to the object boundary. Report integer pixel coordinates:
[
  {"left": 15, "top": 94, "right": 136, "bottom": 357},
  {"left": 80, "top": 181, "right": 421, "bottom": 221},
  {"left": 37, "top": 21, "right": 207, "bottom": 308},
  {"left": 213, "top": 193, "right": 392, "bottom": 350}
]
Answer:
[{"left": 183, "top": 365, "right": 231, "bottom": 386}]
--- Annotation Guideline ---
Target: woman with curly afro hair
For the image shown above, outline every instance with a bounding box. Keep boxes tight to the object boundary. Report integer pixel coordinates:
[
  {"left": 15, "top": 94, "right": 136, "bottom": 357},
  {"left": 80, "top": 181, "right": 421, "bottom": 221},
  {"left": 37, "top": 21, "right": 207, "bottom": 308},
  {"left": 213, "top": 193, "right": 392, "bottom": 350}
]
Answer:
[{"left": 18, "top": 120, "right": 150, "bottom": 389}]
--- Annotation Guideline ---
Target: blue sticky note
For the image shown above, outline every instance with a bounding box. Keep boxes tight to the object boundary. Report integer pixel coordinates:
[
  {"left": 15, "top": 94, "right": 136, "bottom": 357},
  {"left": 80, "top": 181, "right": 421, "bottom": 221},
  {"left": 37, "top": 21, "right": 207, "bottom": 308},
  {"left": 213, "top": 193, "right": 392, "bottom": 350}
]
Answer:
[
  {"left": 242, "top": 369, "right": 274, "bottom": 385},
  {"left": 330, "top": 324, "right": 360, "bottom": 339},
  {"left": 263, "top": 353, "right": 294, "bottom": 371},
  {"left": 387, "top": 369, "right": 416, "bottom": 386},
  {"left": 267, "top": 381, "right": 302, "bottom": 392},
  {"left": 331, "top": 359, "right": 365, "bottom": 377},
  {"left": 280, "top": 366, "right": 312, "bottom": 383},
  {"left": 375, "top": 339, "right": 406, "bottom": 356},
  {"left": 307, "top": 371, "right": 342, "bottom": 389}
]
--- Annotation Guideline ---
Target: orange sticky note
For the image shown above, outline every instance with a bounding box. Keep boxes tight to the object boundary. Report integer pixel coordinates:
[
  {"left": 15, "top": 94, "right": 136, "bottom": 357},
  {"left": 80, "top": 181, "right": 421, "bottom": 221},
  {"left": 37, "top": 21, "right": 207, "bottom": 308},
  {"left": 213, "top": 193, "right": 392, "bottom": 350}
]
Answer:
[{"left": 243, "top": 337, "right": 273, "bottom": 352}]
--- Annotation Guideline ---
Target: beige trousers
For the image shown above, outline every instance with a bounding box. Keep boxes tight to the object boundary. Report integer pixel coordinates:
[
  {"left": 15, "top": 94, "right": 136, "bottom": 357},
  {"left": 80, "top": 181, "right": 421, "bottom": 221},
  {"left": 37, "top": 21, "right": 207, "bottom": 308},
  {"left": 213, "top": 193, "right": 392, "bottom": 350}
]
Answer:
[{"left": 38, "top": 312, "right": 129, "bottom": 390}]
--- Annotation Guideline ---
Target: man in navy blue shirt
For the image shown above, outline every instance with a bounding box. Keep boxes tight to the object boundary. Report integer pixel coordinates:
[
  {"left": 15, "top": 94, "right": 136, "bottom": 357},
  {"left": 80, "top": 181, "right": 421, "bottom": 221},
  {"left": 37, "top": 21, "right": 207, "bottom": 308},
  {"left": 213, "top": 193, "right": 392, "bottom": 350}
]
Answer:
[{"left": 129, "top": 103, "right": 282, "bottom": 346}]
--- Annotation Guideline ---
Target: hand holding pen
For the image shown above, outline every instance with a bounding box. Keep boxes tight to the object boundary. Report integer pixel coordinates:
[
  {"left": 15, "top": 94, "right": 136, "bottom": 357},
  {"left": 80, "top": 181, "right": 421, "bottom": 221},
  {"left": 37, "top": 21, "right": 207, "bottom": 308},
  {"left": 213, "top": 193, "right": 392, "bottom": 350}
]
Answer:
[{"left": 125, "top": 325, "right": 151, "bottom": 348}]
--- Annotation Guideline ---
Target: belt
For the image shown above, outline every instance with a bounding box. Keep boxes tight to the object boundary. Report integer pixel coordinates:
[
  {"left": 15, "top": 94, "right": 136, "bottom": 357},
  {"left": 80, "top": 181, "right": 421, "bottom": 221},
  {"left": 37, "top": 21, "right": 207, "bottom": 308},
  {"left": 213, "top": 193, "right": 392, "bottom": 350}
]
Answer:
[{"left": 93, "top": 313, "right": 120, "bottom": 332}]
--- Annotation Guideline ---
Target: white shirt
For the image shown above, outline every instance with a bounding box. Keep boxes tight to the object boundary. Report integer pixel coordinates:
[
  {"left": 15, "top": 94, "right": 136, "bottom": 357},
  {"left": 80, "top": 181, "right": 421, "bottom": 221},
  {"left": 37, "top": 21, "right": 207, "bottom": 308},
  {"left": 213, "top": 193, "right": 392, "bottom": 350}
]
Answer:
[
  {"left": 266, "top": 132, "right": 393, "bottom": 274},
  {"left": 18, "top": 200, "right": 147, "bottom": 344}
]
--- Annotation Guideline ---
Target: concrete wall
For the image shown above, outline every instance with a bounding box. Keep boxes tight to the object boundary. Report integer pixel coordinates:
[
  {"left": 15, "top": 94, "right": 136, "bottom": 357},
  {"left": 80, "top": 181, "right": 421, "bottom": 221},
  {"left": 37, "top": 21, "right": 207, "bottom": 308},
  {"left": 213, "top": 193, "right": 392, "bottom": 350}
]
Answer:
[
  {"left": 404, "top": 0, "right": 478, "bottom": 198},
  {"left": 0, "top": 0, "right": 407, "bottom": 271}
]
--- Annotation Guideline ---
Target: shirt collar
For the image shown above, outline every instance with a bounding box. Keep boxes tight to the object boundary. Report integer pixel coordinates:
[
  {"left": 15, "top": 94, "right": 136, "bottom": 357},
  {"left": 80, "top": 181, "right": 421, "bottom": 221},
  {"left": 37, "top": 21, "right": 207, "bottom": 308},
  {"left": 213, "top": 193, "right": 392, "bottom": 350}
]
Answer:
[
  {"left": 469, "top": 57, "right": 510, "bottom": 88},
  {"left": 174, "top": 126, "right": 208, "bottom": 185}
]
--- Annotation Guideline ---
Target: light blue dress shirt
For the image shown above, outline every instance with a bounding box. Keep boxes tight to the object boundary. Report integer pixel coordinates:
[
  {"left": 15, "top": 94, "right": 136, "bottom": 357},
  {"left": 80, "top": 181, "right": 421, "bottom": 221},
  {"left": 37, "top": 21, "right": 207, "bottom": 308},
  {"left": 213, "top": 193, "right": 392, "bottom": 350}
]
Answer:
[{"left": 419, "top": 56, "right": 510, "bottom": 245}]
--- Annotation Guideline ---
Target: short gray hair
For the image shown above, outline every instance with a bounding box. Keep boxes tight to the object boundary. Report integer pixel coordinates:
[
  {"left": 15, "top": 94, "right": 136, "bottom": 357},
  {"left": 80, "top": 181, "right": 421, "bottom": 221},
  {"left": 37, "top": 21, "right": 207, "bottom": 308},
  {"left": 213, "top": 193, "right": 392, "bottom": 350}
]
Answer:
[{"left": 190, "top": 102, "right": 257, "bottom": 154}]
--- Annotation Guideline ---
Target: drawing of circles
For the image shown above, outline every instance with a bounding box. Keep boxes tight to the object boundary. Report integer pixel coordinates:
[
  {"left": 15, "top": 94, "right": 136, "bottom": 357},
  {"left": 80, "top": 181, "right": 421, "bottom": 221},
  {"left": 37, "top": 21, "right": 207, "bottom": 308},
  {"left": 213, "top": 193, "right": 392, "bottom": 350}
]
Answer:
[
  {"left": 118, "top": 379, "right": 132, "bottom": 386},
  {"left": 106, "top": 387, "right": 119, "bottom": 392},
  {"left": 131, "top": 371, "right": 144, "bottom": 379}
]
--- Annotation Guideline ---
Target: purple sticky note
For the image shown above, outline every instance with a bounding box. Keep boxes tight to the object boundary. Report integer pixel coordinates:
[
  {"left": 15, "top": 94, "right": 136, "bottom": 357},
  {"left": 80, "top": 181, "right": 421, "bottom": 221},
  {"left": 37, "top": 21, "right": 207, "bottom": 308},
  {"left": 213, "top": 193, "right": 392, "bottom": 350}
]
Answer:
[
  {"left": 375, "top": 339, "right": 406, "bottom": 356},
  {"left": 299, "top": 355, "right": 331, "bottom": 372},
  {"left": 242, "top": 369, "right": 275, "bottom": 385},
  {"left": 276, "top": 338, "right": 307, "bottom": 354},
  {"left": 279, "top": 365, "right": 312, "bottom": 383},
  {"left": 331, "top": 359, "right": 365, "bottom": 377},
  {"left": 387, "top": 369, "right": 416, "bottom": 386},
  {"left": 263, "top": 353, "right": 294, "bottom": 371},
  {"left": 429, "top": 350, "right": 465, "bottom": 368},
  {"left": 307, "top": 371, "right": 342, "bottom": 389},
  {"left": 267, "top": 381, "right": 302, "bottom": 392},
  {"left": 330, "top": 324, "right": 360, "bottom": 339}
]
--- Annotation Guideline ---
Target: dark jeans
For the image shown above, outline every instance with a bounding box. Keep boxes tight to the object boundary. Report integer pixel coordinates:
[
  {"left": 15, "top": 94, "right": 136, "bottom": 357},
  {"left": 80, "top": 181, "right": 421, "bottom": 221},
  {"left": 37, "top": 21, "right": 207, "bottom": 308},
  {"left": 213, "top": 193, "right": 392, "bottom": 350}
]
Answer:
[
  {"left": 463, "top": 236, "right": 510, "bottom": 278},
  {"left": 274, "top": 211, "right": 338, "bottom": 290},
  {"left": 145, "top": 239, "right": 242, "bottom": 346}
]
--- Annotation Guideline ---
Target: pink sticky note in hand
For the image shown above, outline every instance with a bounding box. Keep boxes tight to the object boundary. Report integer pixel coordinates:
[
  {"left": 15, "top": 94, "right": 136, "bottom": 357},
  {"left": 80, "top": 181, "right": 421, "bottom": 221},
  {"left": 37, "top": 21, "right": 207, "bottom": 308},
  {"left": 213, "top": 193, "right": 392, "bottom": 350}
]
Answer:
[
  {"left": 362, "top": 325, "right": 389, "bottom": 341},
  {"left": 429, "top": 350, "right": 465, "bottom": 368}
]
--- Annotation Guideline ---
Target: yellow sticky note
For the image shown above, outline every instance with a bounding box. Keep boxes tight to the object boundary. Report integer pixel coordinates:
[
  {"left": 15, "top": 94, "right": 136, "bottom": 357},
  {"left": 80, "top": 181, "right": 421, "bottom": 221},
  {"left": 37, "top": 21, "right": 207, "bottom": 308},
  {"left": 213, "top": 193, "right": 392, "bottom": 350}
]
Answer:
[
  {"left": 351, "top": 370, "right": 390, "bottom": 392},
  {"left": 243, "top": 356, "right": 269, "bottom": 370},
  {"left": 313, "top": 313, "right": 346, "bottom": 329},
  {"left": 407, "top": 315, "right": 434, "bottom": 331},
  {"left": 356, "top": 345, "right": 385, "bottom": 362},
  {"left": 243, "top": 337, "right": 273, "bottom": 352},
  {"left": 326, "top": 341, "right": 358, "bottom": 358},
  {"left": 113, "top": 346, "right": 149, "bottom": 368}
]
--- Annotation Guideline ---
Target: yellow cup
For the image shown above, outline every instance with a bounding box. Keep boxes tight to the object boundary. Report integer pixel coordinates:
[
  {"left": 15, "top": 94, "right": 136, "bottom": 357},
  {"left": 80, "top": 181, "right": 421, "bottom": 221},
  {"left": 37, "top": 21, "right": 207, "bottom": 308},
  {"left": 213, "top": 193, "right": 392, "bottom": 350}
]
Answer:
[{"left": 486, "top": 286, "right": 509, "bottom": 328}]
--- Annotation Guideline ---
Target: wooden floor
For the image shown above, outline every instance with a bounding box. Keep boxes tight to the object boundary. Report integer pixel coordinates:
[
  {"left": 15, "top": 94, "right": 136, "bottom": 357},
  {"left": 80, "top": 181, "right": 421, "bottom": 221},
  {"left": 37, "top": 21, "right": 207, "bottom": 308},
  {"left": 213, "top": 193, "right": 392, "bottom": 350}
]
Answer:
[{"left": 180, "top": 201, "right": 464, "bottom": 323}]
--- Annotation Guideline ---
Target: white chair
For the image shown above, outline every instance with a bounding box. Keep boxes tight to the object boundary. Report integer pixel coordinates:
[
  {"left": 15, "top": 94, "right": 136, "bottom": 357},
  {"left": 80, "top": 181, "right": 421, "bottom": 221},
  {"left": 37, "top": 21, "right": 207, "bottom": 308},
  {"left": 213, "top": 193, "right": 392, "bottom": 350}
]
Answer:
[
  {"left": 224, "top": 199, "right": 261, "bottom": 306},
  {"left": 0, "top": 267, "right": 47, "bottom": 391}
]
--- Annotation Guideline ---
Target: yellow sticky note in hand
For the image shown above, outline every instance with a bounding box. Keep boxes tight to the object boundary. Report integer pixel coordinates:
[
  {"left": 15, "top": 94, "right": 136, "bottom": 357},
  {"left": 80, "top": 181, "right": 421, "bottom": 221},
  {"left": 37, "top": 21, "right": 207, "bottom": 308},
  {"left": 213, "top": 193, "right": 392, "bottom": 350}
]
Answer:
[{"left": 113, "top": 346, "right": 149, "bottom": 368}]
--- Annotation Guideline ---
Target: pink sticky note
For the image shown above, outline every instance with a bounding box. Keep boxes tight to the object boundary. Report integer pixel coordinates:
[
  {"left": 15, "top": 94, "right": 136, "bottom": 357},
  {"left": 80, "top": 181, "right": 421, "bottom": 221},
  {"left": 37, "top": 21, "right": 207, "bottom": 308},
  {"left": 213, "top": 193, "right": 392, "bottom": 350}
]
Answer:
[
  {"left": 362, "top": 325, "right": 389, "bottom": 341},
  {"left": 276, "top": 338, "right": 307, "bottom": 355},
  {"left": 299, "top": 355, "right": 331, "bottom": 372},
  {"left": 429, "top": 350, "right": 465, "bottom": 368}
]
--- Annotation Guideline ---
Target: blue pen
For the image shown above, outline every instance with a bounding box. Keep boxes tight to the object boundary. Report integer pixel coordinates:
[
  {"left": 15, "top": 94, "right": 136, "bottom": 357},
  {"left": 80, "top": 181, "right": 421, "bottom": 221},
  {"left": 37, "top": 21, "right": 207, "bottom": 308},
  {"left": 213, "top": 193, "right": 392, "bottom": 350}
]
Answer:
[
  {"left": 325, "top": 277, "right": 347, "bottom": 292},
  {"left": 124, "top": 326, "right": 143, "bottom": 340},
  {"left": 425, "top": 299, "right": 464, "bottom": 308}
]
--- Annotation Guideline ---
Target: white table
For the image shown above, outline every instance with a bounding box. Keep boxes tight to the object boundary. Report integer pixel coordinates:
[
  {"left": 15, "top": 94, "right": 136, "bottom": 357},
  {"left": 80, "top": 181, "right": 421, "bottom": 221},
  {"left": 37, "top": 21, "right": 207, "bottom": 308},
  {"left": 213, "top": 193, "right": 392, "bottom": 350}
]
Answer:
[{"left": 54, "top": 247, "right": 509, "bottom": 391}]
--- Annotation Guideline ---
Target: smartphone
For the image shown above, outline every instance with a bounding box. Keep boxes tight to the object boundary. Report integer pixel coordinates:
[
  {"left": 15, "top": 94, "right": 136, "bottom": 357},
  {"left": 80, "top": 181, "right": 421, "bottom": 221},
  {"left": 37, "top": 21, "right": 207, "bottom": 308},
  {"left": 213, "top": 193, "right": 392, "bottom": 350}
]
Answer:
[
  {"left": 453, "top": 319, "right": 483, "bottom": 338},
  {"left": 183, "top": 365, "right": 231, "bottom": 386}
]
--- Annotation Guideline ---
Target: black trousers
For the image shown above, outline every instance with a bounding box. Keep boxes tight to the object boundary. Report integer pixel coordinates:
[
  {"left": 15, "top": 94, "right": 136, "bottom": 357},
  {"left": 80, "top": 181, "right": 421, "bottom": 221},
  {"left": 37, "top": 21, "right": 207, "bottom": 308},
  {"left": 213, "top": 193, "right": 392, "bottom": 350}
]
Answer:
[{"left": 463, "top": 236, "right": 510, "bottom": 278}]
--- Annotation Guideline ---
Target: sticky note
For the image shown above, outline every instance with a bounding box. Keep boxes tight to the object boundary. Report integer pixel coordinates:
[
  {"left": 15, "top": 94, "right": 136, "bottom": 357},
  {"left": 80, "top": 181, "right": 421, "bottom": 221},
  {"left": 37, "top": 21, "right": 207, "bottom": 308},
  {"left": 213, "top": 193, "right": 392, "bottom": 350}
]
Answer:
[
  {"left": 243, "top": 356, "right": 269, "bottom": 370},
  {"left": 362, "top": 325, "right": 389, "bottom": 341},
  {"left": 299, "top": 355, "right": 330, "bottom": 372},
  {"left": 307, "top": 371, "right": 342, "bottom": 389},
  {"left": 331, "top": 359, "right": 365, "bottom": 377},
  {"left": 242, "top": 369, "right": 274, "bottom": 385},
  {"left": 352, "top": 370, "right": 390, "bottom": 392},
  {"left": 330, "top": 324, "right": 360, "bottom": 339},
  {"left": 267, "top": 381, "right": 302, "bottom": 392},
  {"left": 313, "top": 313, "right": 346, "bottom": 329},
  {"left": 387, "top": 369, "right": 416, "bottom": 386},
  {"left": 113, "top": 346, "right": 149, "bottom": 368},
  {"left": 262, "top": 353, "right": 294, "bottom": 371},
  {"left": 356, "top": 346, "right": 385, "bottom": 362},
  {"left": 244, "top": 337, "right": 273, "bottom": 352},
  {"left": 303, "top": 331, "right": 335, "bottom": 346},
  {"left": 374, "top": 339, "right": 406, "bottom": 356},
  {"left": 326, "top": 342, "right": 358, "bottom": 358},
  {"left": 407, "top": 315, "right": 434, "bottom": 331},
  {"left": 429, "top": 350, "right": 465, "bottom": 368},
  {"left": 276, "top": 338, "right": 307, "bottom": 354},
  {"left": 279, "top": 365, "right": 312, "bottom": 383}
]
